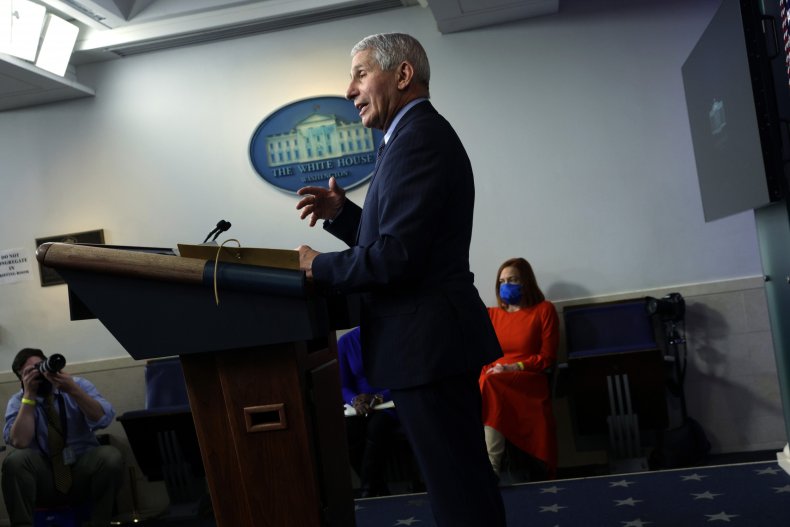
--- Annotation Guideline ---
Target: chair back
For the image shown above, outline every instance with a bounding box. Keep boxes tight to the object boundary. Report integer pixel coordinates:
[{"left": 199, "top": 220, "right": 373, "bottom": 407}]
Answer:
[{"left": 144, "top": 357, "right": 190, "bottom": 410}]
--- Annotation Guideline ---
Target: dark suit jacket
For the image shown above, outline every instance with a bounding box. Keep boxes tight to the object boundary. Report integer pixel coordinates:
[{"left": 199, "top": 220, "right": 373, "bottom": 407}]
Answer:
[{"left": 312, "top": 101, "right": 502, "bottom": 389}]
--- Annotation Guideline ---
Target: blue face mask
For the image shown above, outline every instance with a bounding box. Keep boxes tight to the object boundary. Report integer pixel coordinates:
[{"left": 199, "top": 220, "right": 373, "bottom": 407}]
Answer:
[{"left": 499, "top": 283, "right": 522, "bottom": 305}]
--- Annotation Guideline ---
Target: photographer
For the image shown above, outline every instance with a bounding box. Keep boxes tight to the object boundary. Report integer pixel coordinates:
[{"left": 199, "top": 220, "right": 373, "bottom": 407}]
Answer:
[{"left": 2, "top": 348, "right": 123, "bottom": 527}]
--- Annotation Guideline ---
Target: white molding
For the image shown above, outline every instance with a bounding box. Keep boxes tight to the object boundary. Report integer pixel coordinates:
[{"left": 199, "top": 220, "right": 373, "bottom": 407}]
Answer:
[
  {"left": 553, "top": 275, "right": 766, "bottom": 309},
  {"left": 0, "top": 355, "right": 144, "bottom": 383},
  {"left": 778, "top": 444, "right": 790, "bottom": 476}
]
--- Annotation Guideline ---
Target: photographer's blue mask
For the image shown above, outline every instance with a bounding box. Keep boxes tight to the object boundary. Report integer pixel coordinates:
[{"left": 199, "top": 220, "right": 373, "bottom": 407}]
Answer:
[{"left": 499, "top": 283, "right": 522, "bottom": 305}]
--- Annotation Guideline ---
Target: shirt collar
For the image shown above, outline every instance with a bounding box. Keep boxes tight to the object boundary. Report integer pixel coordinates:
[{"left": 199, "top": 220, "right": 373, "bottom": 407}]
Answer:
[{"left": 383, "top": 97, "right": 428, "bottom": 145}]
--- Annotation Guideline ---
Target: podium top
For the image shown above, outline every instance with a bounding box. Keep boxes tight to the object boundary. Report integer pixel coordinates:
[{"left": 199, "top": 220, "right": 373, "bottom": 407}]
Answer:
[
  {"left": 36, "top": 242, "right": 306, "bottom": 298},
  {"left": 177, "top": 244, "right": 299, "bottom": 270},
  {"left": 35, "top": 243, "right": 359, "bottom": 358}
]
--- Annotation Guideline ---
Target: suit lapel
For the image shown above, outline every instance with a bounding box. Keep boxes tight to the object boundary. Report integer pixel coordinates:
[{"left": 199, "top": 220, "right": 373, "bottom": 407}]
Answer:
[{"left": 355, "top": 101, "right": 437, "bottom": 244}]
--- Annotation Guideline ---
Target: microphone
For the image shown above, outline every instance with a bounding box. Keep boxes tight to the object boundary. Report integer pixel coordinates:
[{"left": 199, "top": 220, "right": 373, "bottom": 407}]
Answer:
[{"left": 203, "top": 220, "right": 232, "bottom": 243}]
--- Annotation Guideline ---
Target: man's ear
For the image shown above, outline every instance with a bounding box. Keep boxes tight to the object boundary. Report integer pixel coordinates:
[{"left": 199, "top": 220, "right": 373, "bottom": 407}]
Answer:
[{"left": 396, "top": 61, "right": 414, "bottom": 90}]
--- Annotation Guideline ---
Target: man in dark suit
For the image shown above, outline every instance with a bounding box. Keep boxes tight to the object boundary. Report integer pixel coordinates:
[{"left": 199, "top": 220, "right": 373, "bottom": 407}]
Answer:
[{"left": 295, "top": 33, "right": 506, "bottom": 526}]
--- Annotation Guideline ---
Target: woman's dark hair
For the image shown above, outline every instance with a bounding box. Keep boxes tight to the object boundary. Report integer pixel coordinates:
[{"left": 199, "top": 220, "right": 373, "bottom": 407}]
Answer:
[{"left": 494, "top": 257, "right": 545, "bottom": 309}]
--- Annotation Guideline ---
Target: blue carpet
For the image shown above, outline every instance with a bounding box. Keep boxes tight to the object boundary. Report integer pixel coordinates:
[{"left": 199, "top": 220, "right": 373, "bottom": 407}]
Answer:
[{"left": 354, "top": 461, "right": 790, "bottom": 526}]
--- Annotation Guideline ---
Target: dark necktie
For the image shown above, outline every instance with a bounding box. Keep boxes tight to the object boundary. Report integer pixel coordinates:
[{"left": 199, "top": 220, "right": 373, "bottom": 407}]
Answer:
[
  {"left": 45, "top": 394, "right": 72, "bottom": 493},
  {"left": 375, "top": 140, "right": 386, "bottom": 166}
]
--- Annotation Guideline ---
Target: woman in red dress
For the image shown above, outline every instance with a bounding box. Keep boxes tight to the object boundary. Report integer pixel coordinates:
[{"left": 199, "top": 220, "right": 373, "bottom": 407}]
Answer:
[{"left": 479, "top": 257, "right": 559, "bottom": 480}]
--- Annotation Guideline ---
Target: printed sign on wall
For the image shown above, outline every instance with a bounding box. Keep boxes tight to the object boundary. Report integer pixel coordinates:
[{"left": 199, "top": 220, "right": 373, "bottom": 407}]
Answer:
[
  {"left": 249, "top": 96, "right": 383, "bottom": 194},
  {"left": 0, "top": 248, "right": 33, "bottom": 285}
]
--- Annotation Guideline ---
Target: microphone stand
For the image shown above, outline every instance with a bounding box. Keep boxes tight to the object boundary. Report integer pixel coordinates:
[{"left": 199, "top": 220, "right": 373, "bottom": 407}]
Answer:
[{"left": 203, "top": 220, "right": 231, "bottom": 243}]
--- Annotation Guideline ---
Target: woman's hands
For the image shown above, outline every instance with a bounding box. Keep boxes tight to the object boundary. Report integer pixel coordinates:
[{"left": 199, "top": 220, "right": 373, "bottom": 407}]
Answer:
[{"left": 485, "top": 363, "right": 522, "bottom": 375}]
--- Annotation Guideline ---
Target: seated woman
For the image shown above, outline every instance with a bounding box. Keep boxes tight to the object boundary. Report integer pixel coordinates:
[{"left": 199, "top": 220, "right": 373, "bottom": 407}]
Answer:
[
  {"left": 479, "top": 257, "right": 559, "bottom": 480},
  {"left": 338, "top": 327, "right": 399, "bottom": 498}
]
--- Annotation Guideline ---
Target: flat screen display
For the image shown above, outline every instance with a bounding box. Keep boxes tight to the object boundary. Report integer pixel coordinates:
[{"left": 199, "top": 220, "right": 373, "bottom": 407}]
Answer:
[{"left": 682, "top": 0, "right": 783, "bottom": 222}]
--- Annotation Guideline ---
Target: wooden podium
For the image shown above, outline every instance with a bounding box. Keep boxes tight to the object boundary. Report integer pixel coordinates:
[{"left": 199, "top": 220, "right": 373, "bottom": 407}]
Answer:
[{"left": 36, "top": 242, "right": 358, "bottom": 527}]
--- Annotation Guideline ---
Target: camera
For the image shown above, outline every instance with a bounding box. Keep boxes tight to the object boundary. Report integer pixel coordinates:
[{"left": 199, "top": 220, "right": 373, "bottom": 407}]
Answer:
[
  {"left": 37, "top": 353, "right": 66, "bottom": 375},
  {"left": 645, "top": 292, "right": 685, "bottom": 321}
]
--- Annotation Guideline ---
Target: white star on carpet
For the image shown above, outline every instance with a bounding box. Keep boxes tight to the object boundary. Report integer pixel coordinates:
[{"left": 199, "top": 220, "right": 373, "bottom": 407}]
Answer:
[
  {"left": 614, "top": 497, "right": 643, "bottom": 506},
  {"left": 539, "top": 503, "right": 566, "bottom": 513},
  {"left": 621, "top": 518, "right": 652, "bottom": 526},
  {"left": 610, "top": 479, "right": 636, "bottom": 488},
  {"left": 755, "top": 466, "right": 781, "bottom": 475},
  {"left": 774, "top": 484, "right": 790, "bottom": 493},
  {"left": 540, "top": 485, "right": 565, "bottom": 494},
  {"left": 705, "top": 511, "right": 739, "bottom": 522},
  {"left": 681, "top": 473, "right": 708, "bottom": 481},
  {"left": 394, "top": 517, "right": 421, "bottom": 525},
  {"left": 691, "top": 491, "right": 721, "bottom": 500}
]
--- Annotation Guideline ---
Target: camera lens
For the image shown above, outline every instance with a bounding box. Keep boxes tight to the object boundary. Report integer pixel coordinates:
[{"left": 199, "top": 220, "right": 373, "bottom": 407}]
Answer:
[{"left": 37, "top": 354, "right": 66, "bottom": 374}]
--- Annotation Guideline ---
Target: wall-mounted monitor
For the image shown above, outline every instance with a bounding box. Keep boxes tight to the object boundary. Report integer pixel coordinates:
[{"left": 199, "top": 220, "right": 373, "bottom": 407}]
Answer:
[{"left": 682, "top": 0, "right": 789, "bottom": 222}]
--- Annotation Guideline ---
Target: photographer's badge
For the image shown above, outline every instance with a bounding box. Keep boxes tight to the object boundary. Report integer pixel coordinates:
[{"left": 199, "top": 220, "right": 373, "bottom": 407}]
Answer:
[{"left": 62, "top": 446, "right": 76, "bottom": 465}]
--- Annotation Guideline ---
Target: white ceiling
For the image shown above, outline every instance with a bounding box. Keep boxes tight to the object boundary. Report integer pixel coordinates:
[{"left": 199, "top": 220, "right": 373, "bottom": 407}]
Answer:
[
  {"left": 0, "top": 0, "right": 558, "bottom": 110},
  {"left": 62, "top": 0, "right": 424, "bottom": 63},
  {"left": 48, "top": 0, "right": 559, "bottom": 63}
]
